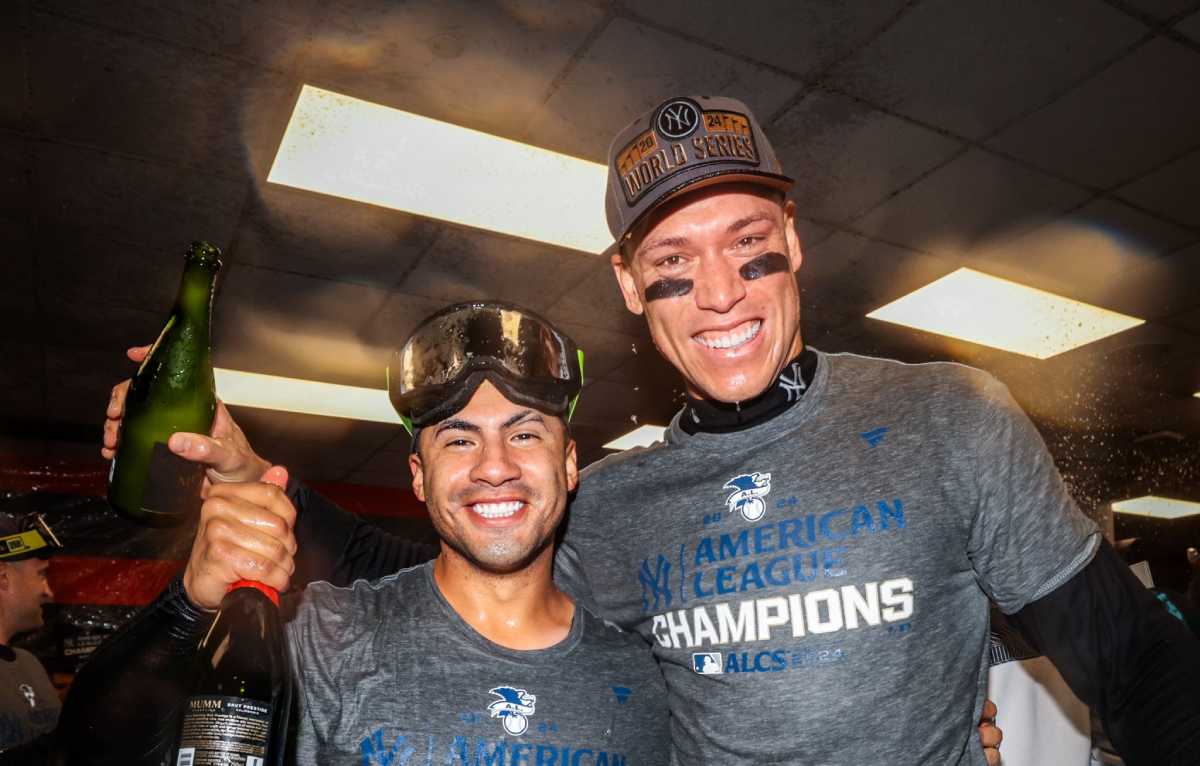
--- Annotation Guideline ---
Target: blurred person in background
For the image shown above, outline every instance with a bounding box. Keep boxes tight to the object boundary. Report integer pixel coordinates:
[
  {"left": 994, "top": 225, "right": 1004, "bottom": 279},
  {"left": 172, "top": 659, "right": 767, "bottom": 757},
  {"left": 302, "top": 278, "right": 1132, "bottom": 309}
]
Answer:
[{"left": 0, "top": 513, "right": 61, "bottom": 760}]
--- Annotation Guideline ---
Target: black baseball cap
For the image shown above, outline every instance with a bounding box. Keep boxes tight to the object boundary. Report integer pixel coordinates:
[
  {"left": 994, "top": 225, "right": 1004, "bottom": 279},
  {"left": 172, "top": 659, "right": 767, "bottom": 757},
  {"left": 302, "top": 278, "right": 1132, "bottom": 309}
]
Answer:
[
  {"left": 0, "top": 513, "right": 62, "bottom": 562},
  {"left": 605, "top": 95, "right": 794, "bottom": 248}
]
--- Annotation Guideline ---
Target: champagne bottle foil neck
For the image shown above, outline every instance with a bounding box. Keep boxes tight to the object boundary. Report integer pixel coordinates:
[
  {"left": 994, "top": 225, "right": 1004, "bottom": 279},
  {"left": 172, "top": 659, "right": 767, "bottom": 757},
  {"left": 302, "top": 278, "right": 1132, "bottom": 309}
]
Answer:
[{"left": 228, "top": 579, "right": 280, "bottom": 607}]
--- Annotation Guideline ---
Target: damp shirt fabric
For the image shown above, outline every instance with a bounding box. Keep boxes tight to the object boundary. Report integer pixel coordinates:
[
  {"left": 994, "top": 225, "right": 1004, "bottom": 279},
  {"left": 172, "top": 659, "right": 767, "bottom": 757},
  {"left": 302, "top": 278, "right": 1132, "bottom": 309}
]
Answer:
[
  {"left": 555, "top": 349, "right": 1100, "bottom": 765},
  {"left": 287, "top": 561, "right": 670, "bottom": 766}
]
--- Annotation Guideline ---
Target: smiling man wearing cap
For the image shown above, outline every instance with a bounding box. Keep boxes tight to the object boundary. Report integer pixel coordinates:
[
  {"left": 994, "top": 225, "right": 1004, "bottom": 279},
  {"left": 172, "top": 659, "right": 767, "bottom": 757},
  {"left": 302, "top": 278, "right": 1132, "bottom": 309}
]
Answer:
[{"left": 91, "top": 95, "right": 1195, "bottom": 764}]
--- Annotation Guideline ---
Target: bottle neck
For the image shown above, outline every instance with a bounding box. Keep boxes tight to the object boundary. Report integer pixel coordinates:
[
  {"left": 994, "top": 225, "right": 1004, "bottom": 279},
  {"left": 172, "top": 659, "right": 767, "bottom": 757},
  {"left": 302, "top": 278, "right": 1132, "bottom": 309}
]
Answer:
[
  {"left": 175, "top": 260, "right": 218, "bottom": 326},
  {"left": 228, "top": 580, "right": 280, "bottom": 608}
]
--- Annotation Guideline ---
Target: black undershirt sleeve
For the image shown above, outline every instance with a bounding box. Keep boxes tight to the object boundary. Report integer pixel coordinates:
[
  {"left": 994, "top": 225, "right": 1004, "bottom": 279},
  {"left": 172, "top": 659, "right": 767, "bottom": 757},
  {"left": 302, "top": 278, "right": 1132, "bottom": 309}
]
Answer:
[
  {"left": 288, "top": 480, "right": 439, "bottom": 587},
  {"left": 51, "top": 483, "right": 436, "bottom": 764},
  {"left": 52, "top": 577, "right": 212, "bottom": 765},
  {"left": 1009, "top": 539, "right": 1200, "bottom": 766}
]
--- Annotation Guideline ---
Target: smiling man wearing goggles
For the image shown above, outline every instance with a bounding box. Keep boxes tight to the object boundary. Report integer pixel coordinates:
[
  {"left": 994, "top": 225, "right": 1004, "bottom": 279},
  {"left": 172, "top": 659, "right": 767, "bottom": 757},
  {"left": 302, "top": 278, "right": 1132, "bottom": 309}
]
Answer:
[{"left": 62, "top": 302, "right": 669, "bottom": 764}]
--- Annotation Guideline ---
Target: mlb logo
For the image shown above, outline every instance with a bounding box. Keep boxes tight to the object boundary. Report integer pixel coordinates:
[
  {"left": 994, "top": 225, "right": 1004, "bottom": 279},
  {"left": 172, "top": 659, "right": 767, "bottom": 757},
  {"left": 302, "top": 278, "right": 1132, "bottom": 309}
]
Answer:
[{"left": 693, "top": 652, "right": 723, "bottom": 675}]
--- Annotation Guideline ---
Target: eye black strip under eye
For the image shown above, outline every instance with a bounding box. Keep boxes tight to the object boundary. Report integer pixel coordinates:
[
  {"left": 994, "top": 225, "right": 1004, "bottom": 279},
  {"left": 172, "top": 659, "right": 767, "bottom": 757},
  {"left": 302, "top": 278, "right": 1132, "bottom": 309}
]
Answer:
[
  {"left": 739, "top": 251, "right": 790, "bottom": 281},
  {"left": 644, "top": 278, "right": 693, "bottom": 302}
]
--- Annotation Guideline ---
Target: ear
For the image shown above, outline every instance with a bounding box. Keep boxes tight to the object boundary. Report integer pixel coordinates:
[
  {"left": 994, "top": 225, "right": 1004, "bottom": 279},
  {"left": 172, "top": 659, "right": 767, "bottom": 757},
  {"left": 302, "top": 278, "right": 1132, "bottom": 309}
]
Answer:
[
  {"left": 782, "top": 199, "right": 803, "bottom": 273},
  {"left": 408, "top": 452, "right": 426, "bottom": 503},
  {"left": 610, "top": 251, "right": 645, "bottom": 316},
  {"left": 564, "top": 438, "right": 579, "bottom": 492},
  {"left": 0, "top": 562, "right": 10, "bottom": 593}
]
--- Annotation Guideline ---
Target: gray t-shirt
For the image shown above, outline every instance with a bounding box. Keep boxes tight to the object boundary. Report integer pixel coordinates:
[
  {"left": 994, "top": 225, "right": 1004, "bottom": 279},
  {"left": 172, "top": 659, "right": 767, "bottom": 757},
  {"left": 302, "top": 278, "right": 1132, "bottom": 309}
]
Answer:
[
  {"left": 287, "top": 561, "right": 669, "bottom": 765},
  {"left": 0, "top": 646, "right": 59, "bottom": 747},
  {"left": 557, "top": 350, "right": 1099, "bottom": 765}
]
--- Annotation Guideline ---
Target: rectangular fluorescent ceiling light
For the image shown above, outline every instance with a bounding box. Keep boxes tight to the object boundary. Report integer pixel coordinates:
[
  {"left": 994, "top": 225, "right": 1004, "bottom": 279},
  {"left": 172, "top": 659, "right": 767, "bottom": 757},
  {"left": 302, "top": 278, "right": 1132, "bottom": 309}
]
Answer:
[
  {"left": 268, "top": 85, "right": 611, "bottom": 253},
  {"left": 1112, "top": 496, "right": 1200, "bottom": 520},
  {"left": 603, "top": 425, "right": 666, "bottom": 451},
  {"left": 866, "top": 267, "right": 1143, "bottom": 359},
  {"left": 215, "top": 369, "right": 401, "bottom": 425}
]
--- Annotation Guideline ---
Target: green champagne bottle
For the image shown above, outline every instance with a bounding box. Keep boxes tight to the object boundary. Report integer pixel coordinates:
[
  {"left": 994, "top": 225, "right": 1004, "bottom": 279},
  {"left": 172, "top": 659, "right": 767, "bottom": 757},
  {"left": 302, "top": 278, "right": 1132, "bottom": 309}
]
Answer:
[{"left": 107, "top": 241, "right": 221, "bottom": 526}]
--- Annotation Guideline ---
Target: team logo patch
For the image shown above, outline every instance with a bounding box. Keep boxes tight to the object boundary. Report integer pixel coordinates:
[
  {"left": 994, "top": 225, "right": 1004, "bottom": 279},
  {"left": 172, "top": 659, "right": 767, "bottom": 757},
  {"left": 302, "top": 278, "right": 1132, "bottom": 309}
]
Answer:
[
  {"left": 488, "top": 686, "right": 537, "bottom": 735},
  {"left": 723, "top": 472, "right": 772, "bottom": 522},
  {"left": 693, "top": 652, "right": 723, "bottom": 674},
  {"left": 654, "top": 98, "right": 701, "bottom": 140}
]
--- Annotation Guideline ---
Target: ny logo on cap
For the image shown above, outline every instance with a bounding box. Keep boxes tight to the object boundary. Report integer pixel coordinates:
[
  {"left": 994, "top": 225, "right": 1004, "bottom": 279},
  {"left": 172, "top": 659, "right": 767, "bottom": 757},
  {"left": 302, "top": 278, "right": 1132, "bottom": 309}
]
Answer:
[{"left": 655, "top": 98, "right": 700, "bottom": 140}]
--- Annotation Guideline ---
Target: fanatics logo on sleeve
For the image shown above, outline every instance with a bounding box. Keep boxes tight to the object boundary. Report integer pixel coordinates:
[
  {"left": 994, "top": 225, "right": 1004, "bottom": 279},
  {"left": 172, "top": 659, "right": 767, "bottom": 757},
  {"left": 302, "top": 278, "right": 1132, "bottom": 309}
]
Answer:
[
  {"left": 860, "top": 427, "right": 889, "bottom": 448},
  {"left": 723, "top": 472, "right": 772, "bottom": 522},
  {"left": 488, "top": 686, "right": 537, "bottom": 736}
]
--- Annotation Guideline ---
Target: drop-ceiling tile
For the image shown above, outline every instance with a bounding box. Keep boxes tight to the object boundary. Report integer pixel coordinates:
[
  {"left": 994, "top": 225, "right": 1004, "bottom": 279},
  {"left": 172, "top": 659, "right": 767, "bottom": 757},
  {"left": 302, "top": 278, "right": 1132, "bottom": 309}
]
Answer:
[
  {"left": 0, "top": 340, "right": 43, "bottom": 421},
  {"left": 0, "top": 135, "right": 29, "bottom": 223},
  {"left": 38, "top": 299, "right": 165, "bottom": 354},
  {"left": 965, "top": 198, "right": 1196, "bottom": 304},
  {"left": 1122, "top": 0, "right": 1199, "bottom": 20},
  {"left": 1179, "top": 11, "right": 1200, "bottom": 40},
  {"left": 1106, "top": 242, "right": 1200, "bottom": 321},
  {"left": 214, "top": 262, "right": 393, "bottom": 389},
  {"left": 298, "top": 0, "right": 605, "bottom": 141},
  {"left": 825, "top": 0, "right": 1142, "bottom": 140},
  {"left": 43, "top": 344, "right": 134, "bottom": 425},
  {"left": 1116, "top": 148, "right": 1200, "bottom": 228},
  {"left": 0, "top": 5, "right": 27, "bottom": 131},
  {"left": 0, "top": 219, "right": 34, "bottom": 312},
  {"left": 552, "top": 321, "right": 638, "bottom": 381},
  {"left": 1164, "top": 306, "right": 1200, "bottom": 336},
  {"left": 795, "top": 218, "right": 832, "bottom": 249},
  {"left": 35, "top": 0, "right": 320, "bottom": 67},
  {"left": 398, "top": 226, "right": 596, "bottom": 313},
  {"left": 801, "top": 231, "right": 959, "bottom": 326},
  {"left": 235, "top": 186, "right": 440, "bottom": 287},
  {"left": 30, "top": 11, "right": 295, "bottom": 178},
  {"left": 772, "top": 89, "right": 963, "bottom": 223},
  {"left": 622, "top": 0, "right": 909, "bottom": 78},
  {"left": 850, "top": 148, "right": 1090, "bottom": 256},
  {"left": 357, "top": 290, "right": 450, "bottom": 375},
  {"left": 988, "top": 38, "right": 1200, "bottom": 189},
  {"left": 1073, "top": 197, "right": 1197, "bottom": 253},
  {"left": 38, "top": 224, "right": 186, "bottom": 315},
  {"left": 35, "top": 142, "right": 247, "bottom": 254},
  {"left": 544, "top": 258, "right": 645, "bottom": 337},
  {"left": 525, "top": 17, "right": 801, "bottom": 161}
]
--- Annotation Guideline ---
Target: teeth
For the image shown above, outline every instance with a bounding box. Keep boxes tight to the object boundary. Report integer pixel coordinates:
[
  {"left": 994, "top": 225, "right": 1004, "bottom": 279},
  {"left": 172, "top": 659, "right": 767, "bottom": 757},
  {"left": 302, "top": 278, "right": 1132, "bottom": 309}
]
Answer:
[
  {"left": 694, "top": 321, "right": 761, "bottom": 350},
  {"left": 472, "top": 501, "right": 523, "bottom": 519}
]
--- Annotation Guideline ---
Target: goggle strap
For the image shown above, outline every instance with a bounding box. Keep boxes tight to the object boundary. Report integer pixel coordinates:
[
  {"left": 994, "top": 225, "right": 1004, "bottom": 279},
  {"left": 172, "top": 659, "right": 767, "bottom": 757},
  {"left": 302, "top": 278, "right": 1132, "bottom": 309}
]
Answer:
[
  {"left": 567, "top": 349, "right": 585, "bottom": 422},
  {"left": 400, "top": 413, "right": 414, "bottom": 437}
]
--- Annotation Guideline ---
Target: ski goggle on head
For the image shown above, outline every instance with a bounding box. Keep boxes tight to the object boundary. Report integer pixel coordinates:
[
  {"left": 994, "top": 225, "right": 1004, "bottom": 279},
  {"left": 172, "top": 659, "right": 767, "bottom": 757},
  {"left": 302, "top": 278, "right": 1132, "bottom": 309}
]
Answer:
[
  {"left": 0, "top": 513, "right": 63, "bottom": 562},
  {"left": 387, "top": 301, "right": 585, "bottom": 433}
]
